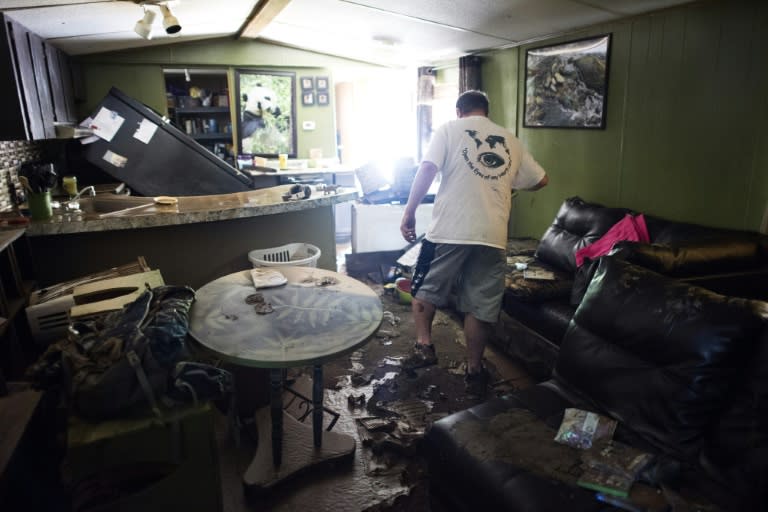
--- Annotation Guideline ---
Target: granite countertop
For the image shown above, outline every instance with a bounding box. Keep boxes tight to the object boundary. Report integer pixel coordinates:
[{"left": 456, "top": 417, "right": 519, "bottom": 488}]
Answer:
[{"left": 25, "top": 185, "right": 358, "bottom": 237}]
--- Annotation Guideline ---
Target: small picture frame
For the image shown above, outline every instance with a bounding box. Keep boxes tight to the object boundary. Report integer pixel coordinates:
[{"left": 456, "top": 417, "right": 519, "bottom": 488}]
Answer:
[
  {"left": 315, "top": 76, "right": 329, "bottom": 91},
  {"left": 302, "top": 91, "right": 315, "bottom": 106},
  {"left": 300, "top": 76, "right": 314, "bottom": 91},
  {"left": 317, "top": 92, "right": 329, "bottom": 106}
]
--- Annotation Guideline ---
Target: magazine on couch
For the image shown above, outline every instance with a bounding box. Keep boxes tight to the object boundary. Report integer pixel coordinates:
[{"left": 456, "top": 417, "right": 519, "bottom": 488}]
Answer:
[{"left": 523, "top": 268, "right": 556, "bottom": 280}]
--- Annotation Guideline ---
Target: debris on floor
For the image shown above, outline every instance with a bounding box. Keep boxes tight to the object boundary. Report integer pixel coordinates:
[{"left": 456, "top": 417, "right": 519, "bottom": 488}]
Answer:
[{"left": 216, "top": 276, "right": 533, "bottom": 512}]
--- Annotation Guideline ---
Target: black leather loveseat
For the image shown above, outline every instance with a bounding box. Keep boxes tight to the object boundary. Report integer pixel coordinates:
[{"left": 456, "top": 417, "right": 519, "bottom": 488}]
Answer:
[
  {"left": 495, "top": 196, "right": 768, "bottom": 379},
  {"left": 425, "top": 256, "right": 768, "bottom": 511}
]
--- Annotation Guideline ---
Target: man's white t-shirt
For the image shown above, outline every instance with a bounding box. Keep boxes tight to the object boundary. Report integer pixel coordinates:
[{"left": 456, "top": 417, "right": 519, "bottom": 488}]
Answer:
[{"left": 422, "top": 115, "right": 547, "bottom": 249}]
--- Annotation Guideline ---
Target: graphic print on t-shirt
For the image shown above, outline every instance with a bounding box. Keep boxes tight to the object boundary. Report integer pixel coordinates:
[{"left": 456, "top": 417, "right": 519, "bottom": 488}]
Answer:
[{"left": 462, "top": 129, "right": 512, "bottom": 180}]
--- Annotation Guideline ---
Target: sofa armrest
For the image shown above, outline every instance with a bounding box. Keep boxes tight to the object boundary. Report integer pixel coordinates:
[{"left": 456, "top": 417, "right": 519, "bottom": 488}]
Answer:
[{"left": 424, "top": 390, "right": 603, "bottom": 511}]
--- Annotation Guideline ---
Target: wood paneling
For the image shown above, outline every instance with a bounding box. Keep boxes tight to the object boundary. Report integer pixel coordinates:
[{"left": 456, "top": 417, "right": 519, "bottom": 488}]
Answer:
[
  {"left": 27, "top": 31, "right": 55, "bottom": 139},
  {"left": 9, "top": 19, "right": 44, "bottom": 140},
  {"left": 0, "top": 15, "right": 76, "bottom": 140},
  {"left": 483, "top": 0, "right": 768, "bottom": 237}
]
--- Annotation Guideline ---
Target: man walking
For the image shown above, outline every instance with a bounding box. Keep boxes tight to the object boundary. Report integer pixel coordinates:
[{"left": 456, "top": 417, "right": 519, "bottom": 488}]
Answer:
[{"left": 400, "top": 90, "right": 549, "bottom": 397}]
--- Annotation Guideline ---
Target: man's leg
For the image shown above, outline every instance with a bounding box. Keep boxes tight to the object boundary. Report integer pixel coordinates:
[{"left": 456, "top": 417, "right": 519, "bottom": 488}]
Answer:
[
  {"left": 402, "top": 296, "right": 439, "bottom": 369},
  {"left": 412, "top": 296, "right": 437, "bottom": 346},
  {"left": 405, "top": 241, "right": 466, "bottom": 369},
  {"left": 464, "top": 313, "right": 489, "bottom": 375},
  {"left": 464, "top": 313, "right": 492, "bottom": 398}
]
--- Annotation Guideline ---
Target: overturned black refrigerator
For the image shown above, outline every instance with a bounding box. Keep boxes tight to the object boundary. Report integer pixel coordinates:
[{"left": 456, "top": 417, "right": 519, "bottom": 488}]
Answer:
[{"left": 82, "top": 87, "right": 253, "bottom": 197}]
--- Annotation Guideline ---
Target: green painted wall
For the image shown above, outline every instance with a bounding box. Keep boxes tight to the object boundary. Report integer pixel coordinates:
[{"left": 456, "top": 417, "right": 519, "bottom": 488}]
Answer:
[
  {"left": 79, "top": 64, "right": 167, "bottom": 118},
  {"left": 482, "top": 0, "right": 768, "bottom": 238},
  {"left": 76, "top": 38, "right": 384, "bottom": 160}
]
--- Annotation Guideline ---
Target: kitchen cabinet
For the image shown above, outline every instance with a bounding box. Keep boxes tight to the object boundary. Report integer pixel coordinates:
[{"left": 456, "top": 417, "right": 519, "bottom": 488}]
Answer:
[
  {"left": 0, "top": 14, "right": 77, "bottom": 140},
  {"left": 164, "top": 69, "right": 234, "bottom": 164},
  {"left": 45, "top": 42, "right": 77, "bottom": 127}
]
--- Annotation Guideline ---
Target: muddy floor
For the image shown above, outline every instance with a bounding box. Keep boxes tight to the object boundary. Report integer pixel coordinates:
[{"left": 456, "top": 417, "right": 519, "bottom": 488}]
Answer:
[{"left": 214, "top": 279, "right": 533, "bottom": 512}]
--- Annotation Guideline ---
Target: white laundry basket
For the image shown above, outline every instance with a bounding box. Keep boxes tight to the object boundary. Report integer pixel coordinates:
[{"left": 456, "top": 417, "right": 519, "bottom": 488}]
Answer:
[{"left": 248, "top": 242, "right": 321, "bottom": 268}]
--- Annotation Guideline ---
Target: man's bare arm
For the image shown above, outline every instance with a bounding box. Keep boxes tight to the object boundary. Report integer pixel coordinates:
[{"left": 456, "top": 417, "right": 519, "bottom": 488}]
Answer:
[{"left": 400, "top": 161, "right": 438, "bottom": 242}]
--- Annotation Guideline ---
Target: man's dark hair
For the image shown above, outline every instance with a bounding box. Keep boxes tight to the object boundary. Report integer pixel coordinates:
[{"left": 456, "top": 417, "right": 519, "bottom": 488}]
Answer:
[{"left": 456, "top": 90, "right": 489, "bottom": 115}]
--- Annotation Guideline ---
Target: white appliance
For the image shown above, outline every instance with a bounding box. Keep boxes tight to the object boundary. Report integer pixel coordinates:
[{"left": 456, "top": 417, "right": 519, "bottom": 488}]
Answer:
[{"left": 352, "top": 203, "right": 434, "bottom": 253}]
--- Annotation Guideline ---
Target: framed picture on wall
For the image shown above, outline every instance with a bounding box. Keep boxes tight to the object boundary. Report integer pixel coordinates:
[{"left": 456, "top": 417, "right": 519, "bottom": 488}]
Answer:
[
  {"left": 302, "top": 91, "right": 315, "bottom": 106},
  {"left": 316, "top": 76, "right": 329, "bottom": 91},
  {"left": 300, "top": 76, "right": 314, "bottom": 91},
  {"left": 235, "top": 69, "right": 297, "bottom": 157},
  {"left": 317, "top": 92, "right": 329, "bottom": 106},
  {"left": 523, "top": 34, "right": 611, "bottom": 129}
]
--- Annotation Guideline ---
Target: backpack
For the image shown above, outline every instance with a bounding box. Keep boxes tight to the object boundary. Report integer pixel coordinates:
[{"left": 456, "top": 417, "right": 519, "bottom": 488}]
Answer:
[{"left": 59, "top": 285, "right": 223, "bottom": 420}]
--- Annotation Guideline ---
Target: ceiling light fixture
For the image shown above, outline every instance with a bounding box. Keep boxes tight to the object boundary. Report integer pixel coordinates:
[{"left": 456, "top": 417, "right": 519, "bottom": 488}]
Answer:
[
  {"left": 133, "top": 7, "right": 156, "bottom": 40},
  {"left": 132, "top": 2, "right": 183, "bottom": 39},
  {"left": 159, "top": 4, "right": 182, "bottom": 35}
]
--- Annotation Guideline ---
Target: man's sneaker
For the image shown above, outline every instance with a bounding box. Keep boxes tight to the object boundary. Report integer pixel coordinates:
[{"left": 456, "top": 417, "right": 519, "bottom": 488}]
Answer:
[
  {"left": 402, "top": 343, "right": 438, "bottom": 369},
  {"left": 464, "top": 367, "right": 490, "bottom": 399}
]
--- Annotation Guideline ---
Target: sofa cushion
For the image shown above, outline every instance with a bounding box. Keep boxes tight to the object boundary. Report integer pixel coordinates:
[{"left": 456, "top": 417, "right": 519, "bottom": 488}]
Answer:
[
  {"left": 555, "top": 256, "right": 767, "bottom": 458},
  {"left": 425, "top": 383, "right": 739, "bottom": 512},
  {"left": 502, "top": 297, "right": 575, "bottom": 346},
  {"left": 645, "top": 215, "right": 768, "bottom": 251},
  {"left": 574, "top": 213, "right": 649, "bottom": 267},
  {"left": 570, "top": 238, "right": 768, "bottom": 306},
  {"left": 535, "top": 197, "right": 632, "bottom": 273},
  {"left": 612, "top": 238, "right": 767, "bottom": 277},
  {"left": 424, "top": 387, "right": 608, "bottom": 511},
  {"left": 504, "top": 259, "right": 573, "bottom": 303}
]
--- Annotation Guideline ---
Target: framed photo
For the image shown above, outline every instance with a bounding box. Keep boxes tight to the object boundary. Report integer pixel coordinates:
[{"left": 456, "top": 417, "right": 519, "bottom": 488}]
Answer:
[
  {"left": 235, "top": 69, "right": 297, "bottom": 157},
  {"left": 302, "top": 91, "right": 315, "bottom": 106},
  {"left": 523, "top": 34, "right": 611, "bottom": 129},
  {"left": 315, "top": 76, "right": 329, "bottom": 91},
  {"left": 317, "top": 92, "right": 329, "bottom": 106},
  {"left": 300, "top": 76, "right": 314, "bottom": 91}
]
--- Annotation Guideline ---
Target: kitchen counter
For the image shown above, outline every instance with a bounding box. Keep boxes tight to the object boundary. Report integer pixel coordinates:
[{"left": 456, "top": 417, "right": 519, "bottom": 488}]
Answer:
[
  {"left": 25, "top": 185, "right": 357, "bottom": 236},
  {"left": 25, "top": 185, "right": 359, "bottom": 289}
]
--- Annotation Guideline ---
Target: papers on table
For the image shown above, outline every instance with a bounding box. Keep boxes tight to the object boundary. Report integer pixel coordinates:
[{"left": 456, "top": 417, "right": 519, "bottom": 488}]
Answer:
[{"left": 251, "top": 269, "right": 287, "bottom": 289}]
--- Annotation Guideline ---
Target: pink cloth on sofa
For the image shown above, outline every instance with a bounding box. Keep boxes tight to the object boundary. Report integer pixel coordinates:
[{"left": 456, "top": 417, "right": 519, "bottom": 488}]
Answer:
[{"left": 575, "top": 214, "right": 650, "bottom": 267}]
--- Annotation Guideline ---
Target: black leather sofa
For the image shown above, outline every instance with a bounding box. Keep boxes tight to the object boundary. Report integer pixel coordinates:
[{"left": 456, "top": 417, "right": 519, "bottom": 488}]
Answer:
[
  {"left": 496, "top": 196, "right": 768, "bottom": 380},
  {"left": 425, "top": 256, "right": 768, "bottom": 511}
]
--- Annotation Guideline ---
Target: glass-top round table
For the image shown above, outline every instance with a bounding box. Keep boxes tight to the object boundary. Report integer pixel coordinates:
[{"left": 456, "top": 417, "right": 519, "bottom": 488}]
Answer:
[{"left": 189, "top": 266, "right": 383, "bottom": 491}]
